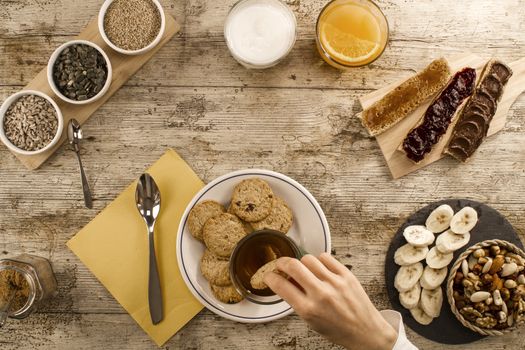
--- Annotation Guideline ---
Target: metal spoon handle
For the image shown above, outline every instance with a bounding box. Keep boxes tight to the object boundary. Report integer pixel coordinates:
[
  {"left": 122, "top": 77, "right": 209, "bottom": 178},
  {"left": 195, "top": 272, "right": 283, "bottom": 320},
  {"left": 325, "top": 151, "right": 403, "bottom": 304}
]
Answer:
[
  {"left": 0, "top": 290, "right": 16, "bottom": 328},
  {"left": 148, "top": 228, "right": 163, "bottom": 325},
  {"left": 75, "top": 151, "right": 93, "bottom": 209}
]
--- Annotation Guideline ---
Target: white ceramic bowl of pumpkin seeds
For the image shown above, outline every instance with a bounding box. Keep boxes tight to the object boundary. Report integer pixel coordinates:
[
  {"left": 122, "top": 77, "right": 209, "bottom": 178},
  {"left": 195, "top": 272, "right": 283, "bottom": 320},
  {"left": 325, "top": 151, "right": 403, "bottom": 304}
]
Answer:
[
  {"left": 98, "top": 0, "right": 166, "bottom": 55},
  {"left": 0, "top": 90, "right": 64, "bottom": 155},
  {"left": 47, "top": 40, "right": 112, "bottom": 105}
]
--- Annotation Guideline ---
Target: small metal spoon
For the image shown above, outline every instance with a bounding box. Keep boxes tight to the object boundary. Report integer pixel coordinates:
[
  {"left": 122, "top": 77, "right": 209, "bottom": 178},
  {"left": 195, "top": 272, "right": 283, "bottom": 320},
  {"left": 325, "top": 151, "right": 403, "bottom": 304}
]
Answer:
[
  {"left": 68, "top": 119, "right": 93, "bottom": 209},
  {"left": 135, "top": 173, "right": 163, "bottom": 325},
  {"left": 0, "top": 289, "right": 15, "bottom": 328}
]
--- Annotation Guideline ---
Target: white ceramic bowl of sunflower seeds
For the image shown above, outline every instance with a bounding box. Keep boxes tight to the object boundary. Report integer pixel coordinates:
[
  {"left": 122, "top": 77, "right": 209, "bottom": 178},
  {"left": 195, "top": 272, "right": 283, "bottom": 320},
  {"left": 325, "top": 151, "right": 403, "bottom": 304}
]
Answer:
[
  {"left": 0, "top": 90, "right": 64, "bottom": 155},
  {"left": 47, "top": 40, "right": 113, "bottom": 105},
  {"left": 98, "top": 0, "right": 166, "bottom": 55}
]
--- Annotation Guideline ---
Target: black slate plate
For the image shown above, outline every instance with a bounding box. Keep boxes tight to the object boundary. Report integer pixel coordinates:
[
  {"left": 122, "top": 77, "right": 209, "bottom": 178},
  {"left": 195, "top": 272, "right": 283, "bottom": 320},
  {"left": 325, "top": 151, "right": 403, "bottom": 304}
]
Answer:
[{"left": 385, "top": 199, "right": 524, "bottom": 344}]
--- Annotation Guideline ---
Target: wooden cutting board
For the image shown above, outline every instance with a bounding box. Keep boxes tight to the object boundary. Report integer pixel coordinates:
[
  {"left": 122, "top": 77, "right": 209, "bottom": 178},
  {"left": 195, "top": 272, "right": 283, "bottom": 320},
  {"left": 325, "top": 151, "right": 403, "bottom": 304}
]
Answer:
[
  {"left": 358, "top": 53, "right": 525, "bottom": 179},
  {"left": 7, "top": 14, "right": 180, "bottom": 170}
]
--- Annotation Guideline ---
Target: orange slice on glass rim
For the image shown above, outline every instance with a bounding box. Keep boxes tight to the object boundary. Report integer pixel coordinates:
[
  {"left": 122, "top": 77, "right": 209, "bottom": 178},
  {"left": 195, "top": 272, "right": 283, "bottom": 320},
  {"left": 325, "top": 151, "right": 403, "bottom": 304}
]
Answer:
[{"left": 321, "top": 24, "right": 381, "bottom": 64}]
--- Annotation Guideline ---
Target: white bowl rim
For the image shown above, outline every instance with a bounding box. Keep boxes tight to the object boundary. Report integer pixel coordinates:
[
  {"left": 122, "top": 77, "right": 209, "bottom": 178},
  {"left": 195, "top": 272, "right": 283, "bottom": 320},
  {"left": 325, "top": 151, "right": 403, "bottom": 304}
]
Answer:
[
  {"left": 98, "top": 0, "right": 166, "bottom": 56},
  {"left": 47, "top": 39, "right": 113, "bottom": 105},
  {"left": 176, "top": 168, "right": 332, "bottom": 323},
  {"left": 0, "top": 90, "right": 64, "bottom": 155}
]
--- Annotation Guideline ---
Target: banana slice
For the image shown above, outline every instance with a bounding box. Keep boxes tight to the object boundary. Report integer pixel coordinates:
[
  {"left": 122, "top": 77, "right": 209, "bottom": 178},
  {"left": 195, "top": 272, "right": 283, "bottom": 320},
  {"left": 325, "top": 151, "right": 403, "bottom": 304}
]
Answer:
[
  {"left": 394, "top": 262, "right": 424, "bottom": 292},
  {"left": 403, "top": 225, "right": 435, "bottom": 247},
  {"left": 410, "top": 305, "right": 434, "bottom": 325},
  {"left": 394, "top": 244, "right": 429, "bottom": 266},
  {"left": 450, "top": 206, "right": 478, "bottom": 234},
  {"left": 420, "top": 287, "right": 443, "bottom": 318},
  {"left": 426, "top": 246, "right": 453, "bottom": 269},
  {"left": 435, "top": 229, "right": 471, "bottom": 253},
  {"left": 420, "top": 266, "right": 447, "bottom": 290},
  {"left": 399, "top": 282, "right": 421, "bottom": 309},
  {"left": 425, "top": 204, "right": 454, "bottom": 233}
]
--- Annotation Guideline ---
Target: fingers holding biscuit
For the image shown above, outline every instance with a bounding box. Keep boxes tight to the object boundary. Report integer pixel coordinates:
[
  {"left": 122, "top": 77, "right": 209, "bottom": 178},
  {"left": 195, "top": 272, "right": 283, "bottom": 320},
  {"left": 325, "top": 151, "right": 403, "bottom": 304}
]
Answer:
[
  {"left": 264, "top": 269, "right": 305, "bottom": 308},
  {"left": 300, "top": 254, "right": 337, "bottom": 282},
  {"left": 275, "top": 257, "right": 322, "bottom": 293},
  {"left": 318, "top": 252, "right": 351, "bottom": 277}
]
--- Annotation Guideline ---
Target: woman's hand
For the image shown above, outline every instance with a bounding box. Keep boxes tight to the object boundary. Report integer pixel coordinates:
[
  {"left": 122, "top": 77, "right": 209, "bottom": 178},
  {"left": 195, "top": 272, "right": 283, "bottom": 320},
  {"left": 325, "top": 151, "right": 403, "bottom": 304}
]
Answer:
[{"left": 264, "top": 253, "right": 398, "bottom": 350}]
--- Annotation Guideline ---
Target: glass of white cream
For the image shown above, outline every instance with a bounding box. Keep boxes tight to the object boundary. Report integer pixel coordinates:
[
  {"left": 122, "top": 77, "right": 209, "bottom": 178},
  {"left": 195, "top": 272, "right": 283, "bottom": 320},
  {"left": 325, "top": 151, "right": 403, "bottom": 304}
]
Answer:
[{"left": 224, "top": 0, "right": 297, "bottom": 69}]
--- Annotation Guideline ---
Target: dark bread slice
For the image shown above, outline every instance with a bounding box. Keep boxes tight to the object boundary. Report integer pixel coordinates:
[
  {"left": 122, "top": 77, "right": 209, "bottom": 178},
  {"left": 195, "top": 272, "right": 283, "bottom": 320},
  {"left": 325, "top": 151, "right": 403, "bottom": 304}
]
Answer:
[
  {"left": 444, "top": 59, "right": 513, "bottom": 162},
  {"left": 491, "top": 62, "right": 513, "bottom": 83},
  {"left": 360, "top": 58, "right": 451, "bottom": 136},
  {"left": 481, "top": 75, "right": 503, "bottom": 97},
  {"left": 470, "top": 90, "right": 496, "bottom": 116},
  {"left": 446, "top": 144, "right": 470, "bottom": 162}
]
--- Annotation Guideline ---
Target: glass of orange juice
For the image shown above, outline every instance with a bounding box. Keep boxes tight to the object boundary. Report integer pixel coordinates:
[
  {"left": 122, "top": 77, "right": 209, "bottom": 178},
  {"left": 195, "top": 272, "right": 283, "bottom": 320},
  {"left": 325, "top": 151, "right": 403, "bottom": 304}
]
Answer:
[{"left": 316, "top": 0, "right": 389, "bottom": 69}]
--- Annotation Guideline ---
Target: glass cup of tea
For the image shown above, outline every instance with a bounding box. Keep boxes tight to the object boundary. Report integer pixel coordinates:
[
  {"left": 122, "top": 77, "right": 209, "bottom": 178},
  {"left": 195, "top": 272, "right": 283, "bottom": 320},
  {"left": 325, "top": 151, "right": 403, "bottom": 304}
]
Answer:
[
  {"left": 315, "top": 0, "right": 389, "bottom": 69},
  {"left": 230, "top": 229, "right": 305, "bottom": 304}
]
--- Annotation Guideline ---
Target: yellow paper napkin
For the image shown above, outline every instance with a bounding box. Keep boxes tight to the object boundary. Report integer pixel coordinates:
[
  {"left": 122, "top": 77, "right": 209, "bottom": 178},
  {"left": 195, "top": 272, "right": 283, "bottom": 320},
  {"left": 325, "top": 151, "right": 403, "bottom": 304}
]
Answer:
[{"left": 67, "top": 149, "right": 204, "bottom": 346}]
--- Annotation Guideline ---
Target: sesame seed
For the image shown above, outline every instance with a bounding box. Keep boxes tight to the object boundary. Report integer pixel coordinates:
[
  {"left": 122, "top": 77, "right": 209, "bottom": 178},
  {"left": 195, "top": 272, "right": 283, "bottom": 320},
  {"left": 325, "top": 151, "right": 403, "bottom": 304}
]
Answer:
[{"left": 103, "top": 0, "right": 161, "bottom": 51}]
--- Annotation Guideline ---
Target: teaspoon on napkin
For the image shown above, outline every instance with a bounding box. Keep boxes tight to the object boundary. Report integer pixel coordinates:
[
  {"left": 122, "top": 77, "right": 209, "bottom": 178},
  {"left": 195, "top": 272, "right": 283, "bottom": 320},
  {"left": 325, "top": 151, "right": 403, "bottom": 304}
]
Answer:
[{"left": 135, "top": 173, "right": 163, "bottom": 325}]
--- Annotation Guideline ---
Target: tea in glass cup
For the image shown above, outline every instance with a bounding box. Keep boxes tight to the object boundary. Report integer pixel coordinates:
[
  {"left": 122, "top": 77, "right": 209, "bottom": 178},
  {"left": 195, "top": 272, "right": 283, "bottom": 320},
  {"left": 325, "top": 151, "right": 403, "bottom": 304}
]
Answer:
[
  {"left": 316, "top": 0, "right": 389, "bottom": 69},
  {"left": 230, "top": 229, "right": 304, "bottom": 304}
]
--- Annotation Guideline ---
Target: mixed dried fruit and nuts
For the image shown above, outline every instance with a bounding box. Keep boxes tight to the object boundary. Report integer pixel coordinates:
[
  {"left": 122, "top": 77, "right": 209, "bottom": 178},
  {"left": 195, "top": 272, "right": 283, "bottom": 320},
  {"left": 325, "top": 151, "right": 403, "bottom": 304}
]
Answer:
[
  {"left": 453, "top": 244, "right": 525, "bottom": 330},
  {"left": 394, "top": 204, "right": 478, "bottom": 325}
]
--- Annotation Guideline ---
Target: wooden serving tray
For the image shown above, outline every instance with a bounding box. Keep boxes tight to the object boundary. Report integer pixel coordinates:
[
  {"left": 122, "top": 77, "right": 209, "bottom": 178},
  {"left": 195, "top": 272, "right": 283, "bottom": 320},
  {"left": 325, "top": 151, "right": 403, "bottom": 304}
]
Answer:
[
  {"left": 9, "top": 14, "right": 180, "bottom": 170},
  {"left": 358, "top": 53, "right": 525, "bottom": 179}
]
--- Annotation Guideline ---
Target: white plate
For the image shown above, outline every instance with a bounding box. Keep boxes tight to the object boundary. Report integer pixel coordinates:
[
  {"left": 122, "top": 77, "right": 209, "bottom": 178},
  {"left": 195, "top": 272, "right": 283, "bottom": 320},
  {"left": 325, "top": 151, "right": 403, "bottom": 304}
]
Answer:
[{"left": 176, "top": 169, "right": 331, "bottom": 323}]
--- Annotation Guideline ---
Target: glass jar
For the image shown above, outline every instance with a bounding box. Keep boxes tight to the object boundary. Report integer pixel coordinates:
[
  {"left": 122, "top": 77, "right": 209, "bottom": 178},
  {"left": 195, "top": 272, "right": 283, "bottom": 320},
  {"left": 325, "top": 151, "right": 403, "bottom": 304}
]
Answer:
[{"left": 0, "top": 254, "right": 58, "bottom": 319}]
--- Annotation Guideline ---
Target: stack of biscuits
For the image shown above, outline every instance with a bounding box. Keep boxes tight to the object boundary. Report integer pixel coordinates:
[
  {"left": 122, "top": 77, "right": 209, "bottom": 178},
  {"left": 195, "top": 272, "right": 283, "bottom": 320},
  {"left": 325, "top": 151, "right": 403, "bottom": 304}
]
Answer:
[{"left": 188, "top": 178, "right": 293, "bottom": 304}]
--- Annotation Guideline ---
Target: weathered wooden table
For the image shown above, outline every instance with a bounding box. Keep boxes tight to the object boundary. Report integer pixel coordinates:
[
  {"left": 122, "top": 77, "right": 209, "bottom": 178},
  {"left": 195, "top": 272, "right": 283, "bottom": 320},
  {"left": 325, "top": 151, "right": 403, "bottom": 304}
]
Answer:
[{"left": 1, "top": 0, "right": 524, "bottom": 348}]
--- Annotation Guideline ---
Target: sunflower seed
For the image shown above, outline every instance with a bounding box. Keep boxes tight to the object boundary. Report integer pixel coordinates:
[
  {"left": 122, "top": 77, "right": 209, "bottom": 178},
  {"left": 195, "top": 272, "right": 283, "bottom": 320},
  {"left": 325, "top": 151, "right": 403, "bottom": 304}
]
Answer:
[
  {"left": 3, "top": 95, "right": 58, "bottom": 151},
  {"left": 52, "top": 44, "right": 108, "bottom": 101}
]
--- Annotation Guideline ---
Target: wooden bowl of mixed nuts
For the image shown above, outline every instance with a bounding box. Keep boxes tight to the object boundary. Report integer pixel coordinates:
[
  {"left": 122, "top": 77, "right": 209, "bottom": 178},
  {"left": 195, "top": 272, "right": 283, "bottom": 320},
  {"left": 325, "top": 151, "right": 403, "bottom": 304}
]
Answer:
[
  {"left": 47, "top": 40, "right": 112, "bottom": 105},
  {"left": 0, "top": 90, "right": 63, "bottom": 155},
  {"left": 447, "top": 239, "right": 525, "bottom": 336}
]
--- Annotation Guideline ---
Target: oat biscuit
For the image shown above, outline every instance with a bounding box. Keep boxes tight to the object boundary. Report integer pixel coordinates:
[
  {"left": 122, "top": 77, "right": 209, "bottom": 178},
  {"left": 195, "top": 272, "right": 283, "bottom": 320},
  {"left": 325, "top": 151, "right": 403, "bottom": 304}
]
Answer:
[
  {"left": 251, "top": 197, "right": 293, "bottom": 233},
  {"left": 228, "top": 204, "right": 253, "bottom": 234},
  {"left": 250, "top": 260, "right": 287, "bottom": 290},
  {"left": 231, "top": 178, "right": 274, "bottom": 222},
  {"left": 200, "top": 249, "right": 231, "bottom": 286},
  {"left": 210, "top": 284, "right": 243, "bottom": 304},
  {"left": 203, "top": 213, "right": 247, "bottom": 258},
  {"left": 188, "top": 200, "right": 225, "bottom": 241}
]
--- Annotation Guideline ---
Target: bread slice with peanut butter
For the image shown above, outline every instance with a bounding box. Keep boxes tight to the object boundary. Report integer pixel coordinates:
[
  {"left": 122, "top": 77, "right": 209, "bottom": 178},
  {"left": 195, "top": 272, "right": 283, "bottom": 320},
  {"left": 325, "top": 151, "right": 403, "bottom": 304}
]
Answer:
[{"left": 360, "top": 58, "right": 451, "bottom": 136}]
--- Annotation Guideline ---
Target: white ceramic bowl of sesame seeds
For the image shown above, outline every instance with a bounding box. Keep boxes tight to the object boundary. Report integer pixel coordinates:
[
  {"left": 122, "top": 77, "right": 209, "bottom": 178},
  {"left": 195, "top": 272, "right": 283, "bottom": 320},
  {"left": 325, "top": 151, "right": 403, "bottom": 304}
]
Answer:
[
  {"left": 98, "top": 0, "right": 166, "bottom": 55},
  {"left": 0, "top": 90, "right": 64, "bottom": 155}
]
